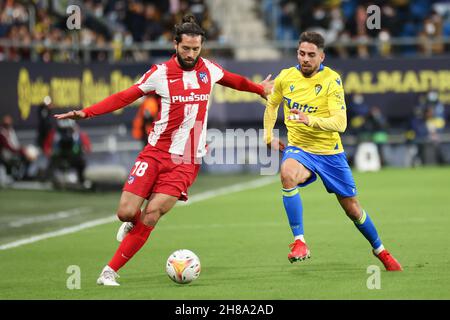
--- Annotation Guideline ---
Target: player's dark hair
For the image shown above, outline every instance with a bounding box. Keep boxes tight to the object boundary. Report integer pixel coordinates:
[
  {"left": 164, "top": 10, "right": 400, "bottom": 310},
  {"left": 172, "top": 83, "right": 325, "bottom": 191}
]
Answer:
[
  {"left": 299, "top": 31, "right": 325, "bottom": 50},
  {"left": 174, "top": 14, "right": 206, "bottom": 43}
]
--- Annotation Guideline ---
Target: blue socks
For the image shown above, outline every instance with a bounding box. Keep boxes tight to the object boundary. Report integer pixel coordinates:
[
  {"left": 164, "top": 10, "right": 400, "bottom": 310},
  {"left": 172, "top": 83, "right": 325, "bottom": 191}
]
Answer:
[
  {"left": 282, "top": 187, "right": 304, "bottom": 237},
  {"left": 282, "top": 187, "right": 382, "bottom": 252},
  {"left": 354, "top": 210, "right": 383, "bottom": 250}
]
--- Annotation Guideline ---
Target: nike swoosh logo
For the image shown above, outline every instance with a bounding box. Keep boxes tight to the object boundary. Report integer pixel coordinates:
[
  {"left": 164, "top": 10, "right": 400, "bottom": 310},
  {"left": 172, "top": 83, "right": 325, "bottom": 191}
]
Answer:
[{"left": 169, "top": 79, "right": 180, "bottom": 83}]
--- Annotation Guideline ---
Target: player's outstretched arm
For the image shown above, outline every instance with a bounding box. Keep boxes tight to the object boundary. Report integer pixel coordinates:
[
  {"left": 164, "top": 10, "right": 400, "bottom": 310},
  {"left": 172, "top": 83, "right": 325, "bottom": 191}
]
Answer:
[
  {"left": 54, "top": 110, "right": 87, "bottom": 120},
  {"left": 54, "top": 85, "right": 144, "bottom": 120},
  {"left": 263, "top": 72, "right": 283, "bottom": 151},
  {"left": 217, "top": 70, "right": 274, "bottom": 99},
  {"left": 260, "top": 74, "right": 274, "bottom": 99}
]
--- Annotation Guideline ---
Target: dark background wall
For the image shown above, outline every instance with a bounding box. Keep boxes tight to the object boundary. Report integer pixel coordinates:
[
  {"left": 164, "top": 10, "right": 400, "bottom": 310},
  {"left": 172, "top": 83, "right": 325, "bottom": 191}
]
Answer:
[{"left": 1, "top": 56, "right": 449, "bottom": 130}]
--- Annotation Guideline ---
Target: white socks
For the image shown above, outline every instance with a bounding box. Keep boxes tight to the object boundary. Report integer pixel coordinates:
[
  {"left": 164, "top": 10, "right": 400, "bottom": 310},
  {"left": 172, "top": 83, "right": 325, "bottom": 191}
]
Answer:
[{"left": 373, "top": 244, "right": 385, "bottom": 255}]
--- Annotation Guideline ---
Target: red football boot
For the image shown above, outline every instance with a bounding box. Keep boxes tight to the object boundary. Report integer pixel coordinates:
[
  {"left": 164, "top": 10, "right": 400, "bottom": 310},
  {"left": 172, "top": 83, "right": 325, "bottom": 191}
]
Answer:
[
  {"left": 374, "top": 249, "right": 403, "bottom": 271},
  {"left": 288, "top": 239, "right": 311, "bottom": 263}
]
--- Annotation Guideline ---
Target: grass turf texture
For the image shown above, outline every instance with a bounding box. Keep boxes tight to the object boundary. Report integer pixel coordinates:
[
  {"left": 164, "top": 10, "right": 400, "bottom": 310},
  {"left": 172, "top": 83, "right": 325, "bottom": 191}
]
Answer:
[{"left": 0, "top": 168, "right": 449, "bottom": 299}]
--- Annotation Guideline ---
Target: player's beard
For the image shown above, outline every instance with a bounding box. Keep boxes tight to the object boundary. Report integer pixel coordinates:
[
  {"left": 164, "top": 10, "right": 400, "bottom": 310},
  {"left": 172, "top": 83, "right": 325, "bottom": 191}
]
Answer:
[
  {"left": 300, "top": 64, "right": 318, "bottom": 77},
  {"left": 176, "top": 52, "right": 199, "bottom": 69}
]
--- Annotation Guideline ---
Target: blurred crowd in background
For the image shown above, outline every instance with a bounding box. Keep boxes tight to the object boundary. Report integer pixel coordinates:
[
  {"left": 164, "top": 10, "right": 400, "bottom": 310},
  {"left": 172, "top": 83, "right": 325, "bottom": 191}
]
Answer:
[
  {"left": 346, "top": 90, "right": 448, "bottom": 166},
  {"left": 0, "top": 0, "right": 222, "bottom": 62},
  {"left": 1, "top": 0, "right": 450, "bottom": 62},
  {"left": 261, "top": 0, "right": 450, "bottom": 57}
]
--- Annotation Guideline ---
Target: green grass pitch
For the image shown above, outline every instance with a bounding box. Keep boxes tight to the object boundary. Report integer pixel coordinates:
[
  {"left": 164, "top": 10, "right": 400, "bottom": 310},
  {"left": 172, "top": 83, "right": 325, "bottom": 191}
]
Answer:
[{"left": 0, "top": 167, "right": 449, "bottom": 299}]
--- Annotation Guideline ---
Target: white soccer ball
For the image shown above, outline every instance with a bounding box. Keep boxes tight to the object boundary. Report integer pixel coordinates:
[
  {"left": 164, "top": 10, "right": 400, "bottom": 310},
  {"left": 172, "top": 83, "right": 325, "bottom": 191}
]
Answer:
[
  {"left": 166, "top": 249, "right": 201, "bottom": 284},
  {"left": 24, "top": 144, "right": 40, "bottom": 161}
]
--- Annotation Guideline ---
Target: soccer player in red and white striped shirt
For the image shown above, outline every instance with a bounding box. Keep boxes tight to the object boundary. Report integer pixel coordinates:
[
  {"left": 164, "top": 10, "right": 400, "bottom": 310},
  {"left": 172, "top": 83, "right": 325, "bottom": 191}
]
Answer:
[{"left": 55, "top": 15, "right": 274, "bottom": 286}]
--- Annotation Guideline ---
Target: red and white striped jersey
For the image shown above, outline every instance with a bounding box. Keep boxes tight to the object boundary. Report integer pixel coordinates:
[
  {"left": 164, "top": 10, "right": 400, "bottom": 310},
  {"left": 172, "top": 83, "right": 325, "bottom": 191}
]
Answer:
[
  {"left": 83, "top": 55, "right": 264, "bottom": 158},
  {"left": 136, "top": 55, "right": 223, "bottom": 158}
]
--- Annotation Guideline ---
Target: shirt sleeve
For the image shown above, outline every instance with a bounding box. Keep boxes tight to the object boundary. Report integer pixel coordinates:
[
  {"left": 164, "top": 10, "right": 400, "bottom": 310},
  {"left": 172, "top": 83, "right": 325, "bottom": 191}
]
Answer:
[
  {"left": 217, "top": 69, "right": 264, "bottom": 96},
  {"left": 83, "top": 85, "right": 144, "bottom": 118},
  {"left": 307, "top": 76, "right": 347, "bottom": 133},
  {"left": 82, "top": 66, "right": 161, "bottom": 118},
  {"left": 203, "top": 59, "right": 225, "bottom": 83},
  {"left": 136, "top": 65, "right": 159, "bottom": 94},
  {"left": 263, "top": 74, "right": 284, "bottom": 144}
]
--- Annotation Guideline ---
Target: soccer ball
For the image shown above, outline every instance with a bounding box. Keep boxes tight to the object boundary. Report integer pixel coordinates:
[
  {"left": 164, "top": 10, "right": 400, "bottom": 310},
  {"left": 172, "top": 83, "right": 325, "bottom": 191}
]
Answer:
[
  {"left": 166, "top": 249, "right": 201, "bottom": 284},
  {"left": 24, "top": 144, "right": 39, "bottom": 161}
]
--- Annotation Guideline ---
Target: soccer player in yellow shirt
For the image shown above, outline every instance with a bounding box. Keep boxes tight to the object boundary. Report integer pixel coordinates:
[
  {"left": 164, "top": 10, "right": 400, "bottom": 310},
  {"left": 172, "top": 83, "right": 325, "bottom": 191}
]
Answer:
[{"left": 264, "top": 31, "right": 402, "bottom": 271}]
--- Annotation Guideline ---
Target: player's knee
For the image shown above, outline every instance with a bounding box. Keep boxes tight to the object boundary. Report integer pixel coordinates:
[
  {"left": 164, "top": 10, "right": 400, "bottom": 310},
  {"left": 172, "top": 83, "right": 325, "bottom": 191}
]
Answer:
[
  {"left": 116, "top": 205, "right": 137, "bottom": 222},
  {"left": 280, "top": 168, "right": 298, "bottom": 188},
  {"left": 281, "top": 167, "right": 308, "bottom": 188}
]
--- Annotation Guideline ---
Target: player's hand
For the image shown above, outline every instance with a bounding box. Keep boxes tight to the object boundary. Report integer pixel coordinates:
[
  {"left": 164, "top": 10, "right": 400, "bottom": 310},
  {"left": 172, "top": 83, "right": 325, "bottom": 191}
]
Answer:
[
  {"left": 54, "top": 110, "right": 87, "bottom": 120},
  {"left": 267, "top": 138, "right": 285, "bottom": 152},
  {"left": 289, "top": 109, "right": 309, "bottom": 125},
  {"left": 260, "top": 74, "right": 274, "bottom": 100}
]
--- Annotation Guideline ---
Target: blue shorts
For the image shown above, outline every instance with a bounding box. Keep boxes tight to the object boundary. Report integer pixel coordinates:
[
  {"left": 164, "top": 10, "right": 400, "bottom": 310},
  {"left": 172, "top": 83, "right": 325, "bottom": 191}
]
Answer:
[{"left": 281, "top": 146, "right": 357, "bottom": 197}]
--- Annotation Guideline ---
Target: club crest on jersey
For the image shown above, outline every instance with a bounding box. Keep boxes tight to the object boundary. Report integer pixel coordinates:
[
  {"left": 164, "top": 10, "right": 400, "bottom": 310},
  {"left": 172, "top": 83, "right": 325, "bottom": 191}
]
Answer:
[
  {"left": 289, "top": 84, "right": 295, "bottom": 92},
  {"left": 198, "top": 72, "right": 208, "bottom": 84},
  {"left": 335, "top": 78, "right": 341, "bottom": 86},
  {"left": 315, "top": 84, "right": 322, "bottom": 95},
  {"left": 128, "top": 176, "right": 135, "bottom": 185}
]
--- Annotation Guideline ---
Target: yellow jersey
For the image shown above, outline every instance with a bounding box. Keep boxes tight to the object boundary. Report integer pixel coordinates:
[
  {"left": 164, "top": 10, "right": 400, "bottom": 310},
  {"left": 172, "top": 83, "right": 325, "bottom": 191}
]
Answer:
[{"left": 264, "top": 64, "right": 347, "bottom": 155}]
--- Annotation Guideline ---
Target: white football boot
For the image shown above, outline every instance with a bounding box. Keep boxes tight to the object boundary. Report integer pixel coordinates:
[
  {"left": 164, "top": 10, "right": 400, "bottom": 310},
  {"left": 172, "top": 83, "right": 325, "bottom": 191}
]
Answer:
[
  {"left": 96, "top": 265, "right": 120, "bottom": 286},
  {"left": 116, "top": 222, "right": 134, "bottom": 242}
]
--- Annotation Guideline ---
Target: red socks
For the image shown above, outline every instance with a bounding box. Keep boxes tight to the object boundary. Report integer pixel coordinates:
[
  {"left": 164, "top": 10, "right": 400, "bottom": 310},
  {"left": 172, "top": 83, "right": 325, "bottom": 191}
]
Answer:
[
  {"left": 108, "top": 210, "right": 154, "bottom": 272},
  {"left": 132, "top": 210, "right": 141, "bottom": 224}
]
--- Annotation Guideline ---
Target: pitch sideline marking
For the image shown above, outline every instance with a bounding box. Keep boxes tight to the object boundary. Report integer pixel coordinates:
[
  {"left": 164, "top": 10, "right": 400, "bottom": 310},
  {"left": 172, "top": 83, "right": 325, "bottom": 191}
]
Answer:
[
  {"left": 0, "top": 176, "right": 278, "bottom": 250},
  {"left": 8, "top": 207, "right": 92, "bottom": 228}
]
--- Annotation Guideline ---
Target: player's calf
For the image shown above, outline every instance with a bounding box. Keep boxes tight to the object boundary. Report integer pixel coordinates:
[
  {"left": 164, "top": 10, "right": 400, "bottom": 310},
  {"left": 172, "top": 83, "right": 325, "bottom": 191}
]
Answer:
[
  {"left": 141, "top": 208, "right": 163, "bottom": 227},
  {"left": 141, "top": 193, "right": 179, "bottom": 226},
  {"left": 336, "top": 195, "right": 362, "bottom": 221}
]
